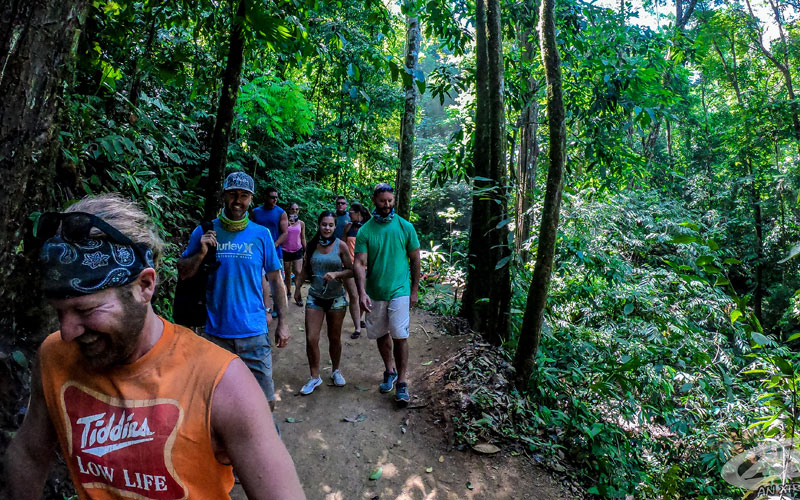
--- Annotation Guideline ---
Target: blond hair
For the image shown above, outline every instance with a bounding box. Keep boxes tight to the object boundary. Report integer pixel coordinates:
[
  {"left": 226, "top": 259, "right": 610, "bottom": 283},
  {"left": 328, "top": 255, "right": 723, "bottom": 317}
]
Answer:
[{"left": 66, "top": 193, "right": 165, "bottom": 267}]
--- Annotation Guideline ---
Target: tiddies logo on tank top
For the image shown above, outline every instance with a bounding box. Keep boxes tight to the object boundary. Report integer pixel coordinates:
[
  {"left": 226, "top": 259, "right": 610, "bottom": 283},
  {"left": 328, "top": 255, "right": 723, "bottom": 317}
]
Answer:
[{"left": 61, "top": 383, "right": 187, "bottom": 500}]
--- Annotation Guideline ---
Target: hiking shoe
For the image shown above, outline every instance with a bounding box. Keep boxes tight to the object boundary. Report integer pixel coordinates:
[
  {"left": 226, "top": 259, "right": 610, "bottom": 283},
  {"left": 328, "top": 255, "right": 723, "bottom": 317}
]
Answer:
[
  {"left": 379, "top": 370, "right": 398, "bottom": 393},
  {"left": 395, "top": 382, "right": 410, "bottom": 405},
  {"left": 331, "top": 369, "right": 346, "bottom": 387},
  {"left": 300, "top": 377, "right": 322, "bottom": 395}
]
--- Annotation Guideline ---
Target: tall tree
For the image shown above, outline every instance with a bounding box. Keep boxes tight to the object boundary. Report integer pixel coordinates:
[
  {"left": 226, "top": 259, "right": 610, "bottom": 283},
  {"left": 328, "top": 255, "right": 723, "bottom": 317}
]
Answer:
[
  {"left": 514, "top": 0, "right": 542, "bottom": 259},
  {"left": 0, "top": 0, "right": 90, "bottom": 339},
  {"left": 396, "top": 7, "right": 421, "bottom": 219},
  {"left": 461, "top": 0, "right": 511, "bottom": 344},
  {"left": 203, "top": 0, "right": 247, "bottom": 220},
  {"left": 744, "top": 0, "right": 800, "bottom": 143},
  {"left": 710, "top": 20, "right": 766, "bottom": 324},
  {"left": 642, "top": 0, "right": 699, "bottom": 159},
  {"left": 513, "top": 0, "right": 566, "bottom": 389}
]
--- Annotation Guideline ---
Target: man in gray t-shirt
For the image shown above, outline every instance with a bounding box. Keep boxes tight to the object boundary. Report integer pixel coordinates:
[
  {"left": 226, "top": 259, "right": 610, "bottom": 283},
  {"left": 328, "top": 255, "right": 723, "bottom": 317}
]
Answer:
[{"left": 333, "top": 195, "right": 350, "bottom": 240}]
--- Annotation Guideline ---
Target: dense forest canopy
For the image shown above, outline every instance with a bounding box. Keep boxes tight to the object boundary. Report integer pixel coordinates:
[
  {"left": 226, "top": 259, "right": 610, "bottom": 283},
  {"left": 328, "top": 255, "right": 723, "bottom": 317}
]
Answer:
[{"left": 4, "top": 0, "right": 800, "bottom": 497}]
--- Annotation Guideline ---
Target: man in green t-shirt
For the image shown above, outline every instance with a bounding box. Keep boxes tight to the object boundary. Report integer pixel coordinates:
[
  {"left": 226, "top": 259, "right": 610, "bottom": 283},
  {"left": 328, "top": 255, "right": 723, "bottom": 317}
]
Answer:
[{"left": 354, "top": 183, "right": 421, "bottom": 406}]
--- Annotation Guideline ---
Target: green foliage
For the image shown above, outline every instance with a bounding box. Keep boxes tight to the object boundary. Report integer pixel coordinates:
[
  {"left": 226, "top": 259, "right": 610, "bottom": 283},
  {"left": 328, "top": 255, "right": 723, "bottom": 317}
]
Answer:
[
  {"left": 236, "top": 76, "right": 315, "bottom": 140},
  {"left": 497, "top": 190, "right": 784, "bottom": 497}
]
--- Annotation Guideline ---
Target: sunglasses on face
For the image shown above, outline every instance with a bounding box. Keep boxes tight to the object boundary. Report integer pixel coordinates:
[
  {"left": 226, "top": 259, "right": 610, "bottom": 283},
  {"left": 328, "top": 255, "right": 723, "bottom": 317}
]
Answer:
[{"left": 36, "top": 212, "right": 149, "bottom": 260}]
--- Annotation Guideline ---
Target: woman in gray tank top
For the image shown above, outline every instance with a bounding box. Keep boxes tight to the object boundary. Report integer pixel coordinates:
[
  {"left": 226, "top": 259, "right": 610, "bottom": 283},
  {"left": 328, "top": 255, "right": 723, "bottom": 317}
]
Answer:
[{"left": 293, "top": 211, "right": 354, "bottom": 395}]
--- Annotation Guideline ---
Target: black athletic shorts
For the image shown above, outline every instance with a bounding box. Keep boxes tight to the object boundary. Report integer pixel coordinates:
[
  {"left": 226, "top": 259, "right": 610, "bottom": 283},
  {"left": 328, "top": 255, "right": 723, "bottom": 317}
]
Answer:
[{"left": 283, "top": 247, "right": 304, "bottom": 262}]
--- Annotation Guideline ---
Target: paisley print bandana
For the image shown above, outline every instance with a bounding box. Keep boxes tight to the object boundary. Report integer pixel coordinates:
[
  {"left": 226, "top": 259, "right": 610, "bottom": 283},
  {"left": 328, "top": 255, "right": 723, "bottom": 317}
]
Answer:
[
  {"left": 40, "top": 235, "right": 154, "bottom": 298},
  {"left": 371, "top": 208, "right": 395, "bottom": 224}
]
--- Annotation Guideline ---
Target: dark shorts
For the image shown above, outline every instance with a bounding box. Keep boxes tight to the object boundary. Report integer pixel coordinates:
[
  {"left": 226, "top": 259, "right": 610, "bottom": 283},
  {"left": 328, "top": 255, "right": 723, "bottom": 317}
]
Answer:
[
  {"left": 306, "top": 294, "right": 348, "bottom": 312},
  {"left": 203, "top": 332, "right": 275, "bottom": 401},
  {"left": 283, "top": 247, "right": 304, "bottom": 262}
]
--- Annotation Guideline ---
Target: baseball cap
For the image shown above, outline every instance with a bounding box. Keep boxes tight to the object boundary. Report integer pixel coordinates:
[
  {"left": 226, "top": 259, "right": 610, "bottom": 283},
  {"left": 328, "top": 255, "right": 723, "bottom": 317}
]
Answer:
[{"left": 223, "top": 172, "right": 255, "bottom": 194}]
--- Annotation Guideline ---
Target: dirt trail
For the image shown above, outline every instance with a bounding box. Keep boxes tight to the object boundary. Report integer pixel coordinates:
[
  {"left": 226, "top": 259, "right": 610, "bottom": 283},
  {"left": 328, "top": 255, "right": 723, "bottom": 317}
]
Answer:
[{"left": 231, "top": 285, "right": 567, "bottom": 500}]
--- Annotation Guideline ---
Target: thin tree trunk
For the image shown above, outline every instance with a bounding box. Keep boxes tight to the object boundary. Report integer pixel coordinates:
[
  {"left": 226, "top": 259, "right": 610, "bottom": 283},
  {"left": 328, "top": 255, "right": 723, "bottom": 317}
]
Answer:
[
  {"left": 513, "top": 0, "right": 566, "bottom": 390},
  {"left": 516, "top": 101, "right": 540, "bottom": 258},
  {"left": 128, "top": 9, "right": 160, "bottom": 109},
  {"left": 747, "top": 158, "right": 764, "bottom": 324},
  {"left": 666, "top": 119, "right": 673, "bottom": 170},
  {"left": 395, "top": 13, "right": 420, "bottom": 220},
  {"left": 713, "top": 23, "right": 766, "bottom": 327},
  {"left": 203, "top": 0, "right": 246, "bottom": 220},
  {"left": 515, "top": 0, "right": 540, "bottom": 261},
  {"left": 0, "top": 0, "right": 90, "bottom": 342},
  {"left": 642, "top": 0, "right": 698, "bottom": 159}
]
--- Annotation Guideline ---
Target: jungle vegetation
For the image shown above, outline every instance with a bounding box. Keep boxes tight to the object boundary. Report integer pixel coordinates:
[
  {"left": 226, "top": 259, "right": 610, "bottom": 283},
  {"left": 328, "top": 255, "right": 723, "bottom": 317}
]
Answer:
[{"left": 3, "top": 0, "right": 800, "bottom": 497}]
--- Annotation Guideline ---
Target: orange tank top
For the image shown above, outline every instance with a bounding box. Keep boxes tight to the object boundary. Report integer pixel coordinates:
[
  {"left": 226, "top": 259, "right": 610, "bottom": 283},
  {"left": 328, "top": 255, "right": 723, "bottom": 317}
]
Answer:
[{"left": 39, "top": 318, "right": 237, "bottom": 500}]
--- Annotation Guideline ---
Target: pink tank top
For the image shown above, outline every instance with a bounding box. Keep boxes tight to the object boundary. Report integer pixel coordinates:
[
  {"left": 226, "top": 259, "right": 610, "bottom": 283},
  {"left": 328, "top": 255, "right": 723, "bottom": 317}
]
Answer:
[{"left": 282, "top": 222, "right": 302, "bottom": 252}]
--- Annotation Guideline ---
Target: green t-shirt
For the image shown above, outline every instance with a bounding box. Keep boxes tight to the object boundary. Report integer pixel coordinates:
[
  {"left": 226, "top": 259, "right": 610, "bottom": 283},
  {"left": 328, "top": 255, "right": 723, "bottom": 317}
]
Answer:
[{"left": 354, "top": 215, "right": 420, "bottom": 301}]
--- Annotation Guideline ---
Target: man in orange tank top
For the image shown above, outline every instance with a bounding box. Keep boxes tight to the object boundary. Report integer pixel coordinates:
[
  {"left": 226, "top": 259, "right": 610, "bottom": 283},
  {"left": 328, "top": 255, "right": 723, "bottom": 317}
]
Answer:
[{"left": 4, "top": 194, "right": 305, "bottom": 500}]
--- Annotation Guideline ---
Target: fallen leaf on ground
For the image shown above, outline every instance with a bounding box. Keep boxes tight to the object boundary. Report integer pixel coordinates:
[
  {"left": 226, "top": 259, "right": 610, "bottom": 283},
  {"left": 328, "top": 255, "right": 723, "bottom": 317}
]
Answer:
[
  {"left": 354, "top": 386, "right": 369, "bottom": 391},
  {"left": 285, "top": 417, "right": 304, "bottom": 423},
  {"left": 439, "top": 456, "right": 444, "bottom": 463},
  {"left": 425, "top": 467, "right": 433, "bottom": 473},
  {"left": 343, "top": 414, "right": 367, "bottom": 423},
  {"left": 421, "top": 360, "right": 433, "bottom": 366},
  {"left": 466, "top": 482, "right": 474, "bottom": 490},
  {"left": 472, "top": 443, "right": 500, "bottom": 454},
  {"left": 369, "top": 467, "right": 383, "bottom": 480}
]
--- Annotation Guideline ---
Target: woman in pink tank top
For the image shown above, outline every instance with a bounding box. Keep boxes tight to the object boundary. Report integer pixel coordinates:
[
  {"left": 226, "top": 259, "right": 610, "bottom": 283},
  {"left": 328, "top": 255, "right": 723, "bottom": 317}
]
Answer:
[{"left": 282, "top": 202, "right": 306, "bottom": 297}]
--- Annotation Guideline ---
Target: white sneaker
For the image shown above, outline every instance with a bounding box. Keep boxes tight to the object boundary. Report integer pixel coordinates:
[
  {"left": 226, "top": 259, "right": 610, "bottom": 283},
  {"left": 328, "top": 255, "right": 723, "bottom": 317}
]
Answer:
[
  {"left": 300, "top": 377, "right": 322, "bottom": 395},
  {"left": 330, "top": 369, "right": 346, "bottom": 387}
]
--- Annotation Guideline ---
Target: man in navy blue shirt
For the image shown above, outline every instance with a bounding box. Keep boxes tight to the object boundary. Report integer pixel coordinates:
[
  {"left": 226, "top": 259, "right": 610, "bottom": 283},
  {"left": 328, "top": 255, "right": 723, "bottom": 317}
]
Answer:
[
  {"left": 252, "top": 186, "right": 288, "bottom": 316},
  {"left": 178, "top": 172, "right": 289, "bottom": 411}
]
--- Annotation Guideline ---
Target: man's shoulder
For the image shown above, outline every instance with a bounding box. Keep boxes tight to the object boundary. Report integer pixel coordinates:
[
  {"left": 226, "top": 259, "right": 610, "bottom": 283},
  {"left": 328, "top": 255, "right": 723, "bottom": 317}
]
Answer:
[
  {"left": 226, "top": 221, "right": 269, "bottom": 242},
  {"left": 40, "top": 331, "right": 74, "bottom": 361}
]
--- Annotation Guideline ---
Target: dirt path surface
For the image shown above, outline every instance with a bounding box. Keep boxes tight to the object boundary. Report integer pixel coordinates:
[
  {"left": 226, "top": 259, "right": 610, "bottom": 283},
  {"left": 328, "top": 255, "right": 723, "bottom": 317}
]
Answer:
[{"left": 231, "top": 285, "right": 567, "bottom": 500}]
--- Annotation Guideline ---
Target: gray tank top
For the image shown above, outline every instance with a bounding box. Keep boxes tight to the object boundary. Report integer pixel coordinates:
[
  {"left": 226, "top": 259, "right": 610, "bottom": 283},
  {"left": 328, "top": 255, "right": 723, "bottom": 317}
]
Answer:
[{"left": 309, "top": 239, "right": 345, "bottom": 299}]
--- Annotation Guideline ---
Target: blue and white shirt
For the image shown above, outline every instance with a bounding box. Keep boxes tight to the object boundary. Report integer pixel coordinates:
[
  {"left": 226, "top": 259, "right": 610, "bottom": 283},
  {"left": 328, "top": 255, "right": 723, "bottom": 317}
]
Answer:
[{"left": 182, "top": 220, "right": 281, "bottom": 338}]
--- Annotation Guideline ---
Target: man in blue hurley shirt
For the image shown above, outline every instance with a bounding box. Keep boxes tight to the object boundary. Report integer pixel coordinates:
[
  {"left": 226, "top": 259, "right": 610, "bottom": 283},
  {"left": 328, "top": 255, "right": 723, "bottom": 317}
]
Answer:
[{"left": 178, "top": 172, "right": 289, "bottom": 411}]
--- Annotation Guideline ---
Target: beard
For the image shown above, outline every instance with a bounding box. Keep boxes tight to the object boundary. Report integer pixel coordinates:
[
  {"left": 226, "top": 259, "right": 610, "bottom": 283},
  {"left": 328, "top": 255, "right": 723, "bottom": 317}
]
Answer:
[{"left": 78, "top": 288, "right": 148, "bottom": 370}]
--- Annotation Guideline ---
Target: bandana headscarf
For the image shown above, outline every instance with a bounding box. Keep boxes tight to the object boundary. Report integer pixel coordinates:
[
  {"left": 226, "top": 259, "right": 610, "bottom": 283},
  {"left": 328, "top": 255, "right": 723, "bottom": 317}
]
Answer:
[
  {"left": 40, "top": 235, "right": 154, "bottom": 298},
  {"left": 219, "top": 210, "right": 249, "bottom": 232},
  {"left": 371, "top": 208, "right": 395, "bottom": 224}
]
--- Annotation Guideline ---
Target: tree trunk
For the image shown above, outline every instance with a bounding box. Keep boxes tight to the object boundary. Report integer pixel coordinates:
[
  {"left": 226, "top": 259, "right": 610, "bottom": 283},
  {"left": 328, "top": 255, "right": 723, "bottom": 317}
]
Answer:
[
  {"left": 0, "top": 0, "right": 90, "bottom": 341},
  {"left": 461, "top": 0, "right": 493, "bottom": 333},
  {"left": 642, "top": 0, "right": 698, "bottom": 160},
  {"left": 513, "top": 0, "right": 566, "bottom": 390},
  {"left": 747, "top": 158, "right": 764, "bottom": 325},
  {"left": 745, "top": 0, "right": 800, "bottom": 142},
  {"left": 515, "top": 100, "right": 540, "bottom": 259},
  {"left": 514, "top": 0, "right": 540, "bottom": 260},
  {"left": 486, "top": 0, "right": 511, "bottom": 341},
  {"left": 395, "top": 13, "right": 420, "bottom": 220},
  {"left": 203, "top": 0, "right": 246, "bottom": 220},
  {"left": 128, "top": 10, "right": 160, "bottom": 109}
]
